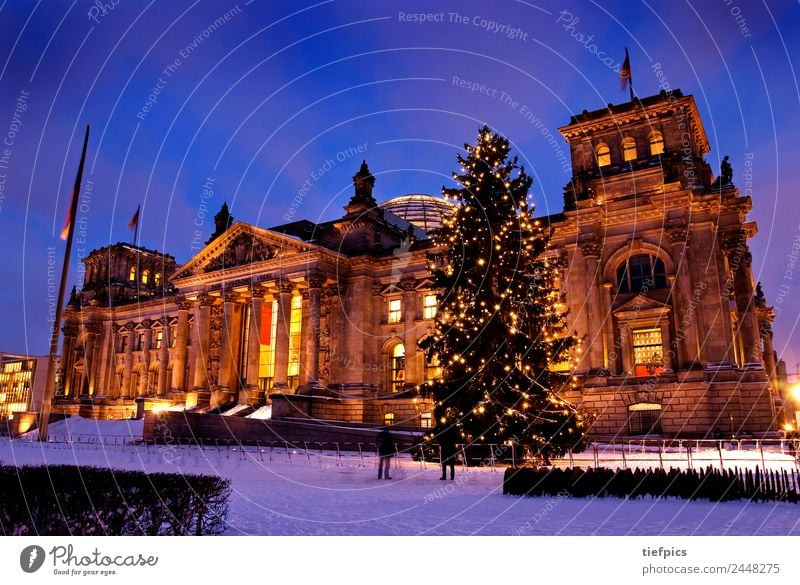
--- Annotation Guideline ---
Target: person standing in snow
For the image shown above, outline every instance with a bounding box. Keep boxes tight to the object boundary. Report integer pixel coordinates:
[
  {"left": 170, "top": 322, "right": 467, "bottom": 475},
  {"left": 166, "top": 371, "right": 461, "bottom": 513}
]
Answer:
[
  {"left": 377, "top": 428, "right": 396, "bottom": 480},
  {"left": 438, "top": 425, "right": 459, "bottom": 481}
]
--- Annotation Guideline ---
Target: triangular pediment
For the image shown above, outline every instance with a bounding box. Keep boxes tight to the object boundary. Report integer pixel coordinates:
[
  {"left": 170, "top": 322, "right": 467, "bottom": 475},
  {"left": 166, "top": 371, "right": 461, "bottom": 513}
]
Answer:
[
  {"left": 380, "top": 283, "right": 403, "bottom": 296},
  {"left": 171, "top": 222, "right": 312, "bottom": 280},
  {"left": 613, "top": 295, "right": 671, "bottom": 316}
]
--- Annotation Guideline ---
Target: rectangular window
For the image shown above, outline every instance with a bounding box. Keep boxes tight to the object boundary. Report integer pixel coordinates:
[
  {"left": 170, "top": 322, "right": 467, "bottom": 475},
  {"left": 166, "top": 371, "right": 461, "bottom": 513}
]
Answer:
[
  {"left": 632, "top": 327, "right": 664, "bottom": 376},
  {"left": 420, "top": 412, "right": 432, "bottom": 429},
  {"left": 287, "top": 295, "right": 302, "bottom": 388},
  {"left": 388, "top": 298, "right": 402, "bottom": 323},
  {"left": 423, "top": 294, "right": 437, "bottom": 320},
  {"left": 170, "top": 325, "right": 177, "bottom": 348},
  {"left": 154, "top": 330, "right": 163, "bottom": 350},
  {"left": 424, "top": 354, "right": 441, "bottom": 383},
  {"left": 119, "top": 335, "right": 128, "bottom": 354},
  {"left": 137, "top": 333, "right": 145, "bottom": 351}
]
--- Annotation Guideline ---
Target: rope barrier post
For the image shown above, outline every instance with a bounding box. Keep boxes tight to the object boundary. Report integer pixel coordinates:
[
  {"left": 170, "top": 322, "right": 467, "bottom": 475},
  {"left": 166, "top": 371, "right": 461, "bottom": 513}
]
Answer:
[{"left": 357, "top": 442, "right": 364, "bottom": 467}]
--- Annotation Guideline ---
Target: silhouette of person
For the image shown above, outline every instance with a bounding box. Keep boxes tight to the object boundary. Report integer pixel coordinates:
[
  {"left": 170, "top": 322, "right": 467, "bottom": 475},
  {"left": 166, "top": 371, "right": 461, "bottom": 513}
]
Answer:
[{"left": 377, "top": 428, "right": 395, "bottom": 480}]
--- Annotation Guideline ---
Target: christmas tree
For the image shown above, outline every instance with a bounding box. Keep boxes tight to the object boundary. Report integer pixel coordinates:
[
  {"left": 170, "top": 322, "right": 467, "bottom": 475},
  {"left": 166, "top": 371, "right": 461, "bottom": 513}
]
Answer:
[{"left": 422, "top": 126, "right": 589, "bottom": 462}]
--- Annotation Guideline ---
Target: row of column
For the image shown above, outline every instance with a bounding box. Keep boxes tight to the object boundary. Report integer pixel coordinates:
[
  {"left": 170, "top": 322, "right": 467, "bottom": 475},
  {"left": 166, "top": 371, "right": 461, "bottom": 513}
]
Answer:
[{"left": 190, "top": 276, "right": 325, "bottom": 402}]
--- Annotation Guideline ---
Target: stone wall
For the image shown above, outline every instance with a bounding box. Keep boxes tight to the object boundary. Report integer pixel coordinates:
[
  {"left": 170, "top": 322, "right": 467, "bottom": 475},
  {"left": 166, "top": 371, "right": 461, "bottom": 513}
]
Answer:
[{"left": 565, "top": 375, "right": 777, "bottom": 438}]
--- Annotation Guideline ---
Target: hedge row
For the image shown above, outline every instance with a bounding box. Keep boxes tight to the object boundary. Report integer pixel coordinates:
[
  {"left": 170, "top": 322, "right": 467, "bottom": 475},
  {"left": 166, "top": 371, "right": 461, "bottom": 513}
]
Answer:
[
  {"left": 503, "top": 466, "right": 799, "bottom": 503},
  {"left": 0, "top": 464, "right": 231, "bottom": 535}
]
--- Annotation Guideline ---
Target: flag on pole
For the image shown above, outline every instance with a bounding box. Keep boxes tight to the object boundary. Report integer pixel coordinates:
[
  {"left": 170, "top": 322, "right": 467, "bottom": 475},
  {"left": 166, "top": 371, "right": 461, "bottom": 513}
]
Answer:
[
  {"left": 620, "top": 47, "right": 634, "bottom": 100},
  {"left": 128, "top": 205, "right": 140, "bottom": 229},
  {"left": 59, "top": 188, "right": 78, "bottom": 240}
]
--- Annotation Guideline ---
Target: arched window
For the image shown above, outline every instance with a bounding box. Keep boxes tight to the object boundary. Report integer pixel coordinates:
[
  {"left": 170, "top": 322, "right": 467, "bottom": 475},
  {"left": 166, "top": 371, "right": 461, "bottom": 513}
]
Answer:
[
  {"left": 649, "top": 131, "right": 665, "bottom": 156},
  {"left": 128, "top": 265, "right": 137, "bottom": 281},
  {"left": 141, "top": 269, "right": 150, "bottom": 285},
  {"left": 623, "top": 137, "right": 637, "bottom": 161},
  {"left": 616, "top": 254, "right": 667, "bottom": 293},
  {"left": 595, "top": 143, "right": 611, "bottom": 167},
  {"left": 424, "top": 353, "right": 442, "bottom": 383},
  {"left": 390, "top": 343, "right": 406, "bottom": 393},
  {"left": 628, "top": 403, "right": 662, "bottom": 435}
]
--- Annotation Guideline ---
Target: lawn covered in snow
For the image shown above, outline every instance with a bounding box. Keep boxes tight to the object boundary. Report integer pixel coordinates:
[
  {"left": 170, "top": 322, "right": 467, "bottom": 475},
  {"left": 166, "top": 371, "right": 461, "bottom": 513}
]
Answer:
[{"left": 2, "top": 418, "right": 799, "bottom": 536}]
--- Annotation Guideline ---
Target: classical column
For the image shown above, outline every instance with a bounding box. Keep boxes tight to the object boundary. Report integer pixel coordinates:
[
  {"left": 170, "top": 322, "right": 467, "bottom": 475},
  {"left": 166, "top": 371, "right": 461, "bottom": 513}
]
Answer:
[
  {"left": 757, "top": 305, "right": 778, "bottom": 390},
  {"left": 157, "top": 319, "right": 170, "bottom": 396},
  {"left": 218, "top": 290, "right": 240, "bottom": 392},
  {"left": 619, "top": 323, "right": 632, "bottom": 375},
  {"left": 723, "top": 234, "right": 761, "bottom": 366},
  {"left": 243, "top": 285, "right": 266, "bottom": 404},
  {"left": 192, "top": 295, "right": 214, "bottom": 390},
  {"left": 82, "top": 325, "right": 97, "bottom": 396},
  {"left": 88, "top": 323, "right": 104, "bottom": 396},
  {"left": 601, "top": 283, "right": 615, "bottom": 373},
  {"left": 60, "top": 324, "right": 78, "bottom": 397},
  {"left": 303, "top": 274, "right": 324, "bottom": 386},
  {"left": 138, "top": 319, "right": 153, "bottom": 396},
  {"left": 667, "top": 226, "right": 700, "bottom": 367},
  {"left": 401, "top": 278, "right": 418, "bottom": 384},
  {"left": 123, "top": 323, "right": 135, "bottom": 398},
  {"left": 172, "top": 298, "right": 191, "bottom": 392},
  {"left": 273, "top": 280, "right": 294, "bottom": 390},
  {"left": 580, "top": 241, "right": 604, "bottom": 372},
  {"left": 96, "top": 321, "right": 114, "bottom": 396}
]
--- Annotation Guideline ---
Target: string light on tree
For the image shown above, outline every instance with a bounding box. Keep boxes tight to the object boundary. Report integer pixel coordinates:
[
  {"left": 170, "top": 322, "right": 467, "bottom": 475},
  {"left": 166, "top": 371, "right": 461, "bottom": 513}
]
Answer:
[{"left": 420, "top": 125, "right": 592, "bottom": 462}]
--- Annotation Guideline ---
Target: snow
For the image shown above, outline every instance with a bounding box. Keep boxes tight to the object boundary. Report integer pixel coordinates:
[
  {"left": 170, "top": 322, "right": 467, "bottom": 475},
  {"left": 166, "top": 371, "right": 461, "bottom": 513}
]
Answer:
[
  {"left": 247, "top": 405, "right": 272, "bottom": 419},
  {"left": 222, "top": 404, "right": 251, "bottom": 417},
  {"left": 2, "top": 418, "right": 799, "bottom": 536}
]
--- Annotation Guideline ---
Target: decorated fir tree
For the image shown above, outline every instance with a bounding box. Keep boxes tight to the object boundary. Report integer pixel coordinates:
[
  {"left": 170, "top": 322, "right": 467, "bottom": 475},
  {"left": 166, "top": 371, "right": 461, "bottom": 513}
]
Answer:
[{"left": 422, "top": 126, "right": 589, "bottom": 462}]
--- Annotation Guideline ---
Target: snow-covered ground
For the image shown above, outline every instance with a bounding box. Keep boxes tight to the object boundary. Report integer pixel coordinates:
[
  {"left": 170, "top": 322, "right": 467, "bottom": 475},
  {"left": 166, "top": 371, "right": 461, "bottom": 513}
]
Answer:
[{"left": 2, "top": 418, "right": 799, "bottom": 536}]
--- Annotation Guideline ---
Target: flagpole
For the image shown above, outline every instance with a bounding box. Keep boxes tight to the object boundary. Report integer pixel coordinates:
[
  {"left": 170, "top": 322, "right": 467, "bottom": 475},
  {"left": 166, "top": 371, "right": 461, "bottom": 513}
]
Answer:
[{"left": 39, "top": 124, "right": 90, "bottom": 442}]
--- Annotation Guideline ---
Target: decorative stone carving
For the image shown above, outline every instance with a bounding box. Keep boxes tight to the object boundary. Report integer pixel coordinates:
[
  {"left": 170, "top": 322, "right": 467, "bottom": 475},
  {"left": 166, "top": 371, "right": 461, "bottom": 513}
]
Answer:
[
  {"left": 579, "top": 240, "right": 603, "bottom": 259},
  {"left": 204, "top": 233, "right": 278, "bottom": 273},
  {"left": 207, "top": 304, "right": 223, "bottom": 386}
]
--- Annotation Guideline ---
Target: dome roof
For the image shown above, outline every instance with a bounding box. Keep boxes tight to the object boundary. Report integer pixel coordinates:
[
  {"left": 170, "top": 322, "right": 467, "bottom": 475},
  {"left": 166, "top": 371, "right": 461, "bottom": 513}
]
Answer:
[{"left": 380, "top": 194, "right": 456, "bottom": 233}]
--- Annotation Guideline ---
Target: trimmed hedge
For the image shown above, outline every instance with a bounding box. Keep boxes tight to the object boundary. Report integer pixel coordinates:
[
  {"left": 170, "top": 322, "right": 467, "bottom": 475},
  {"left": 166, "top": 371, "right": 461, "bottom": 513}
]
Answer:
[
  {"left": 503, "top": 466, "right": 799, "bottom": 503},
  {"left": 0, "top": 464, "right": 231, "bottom": 535}
]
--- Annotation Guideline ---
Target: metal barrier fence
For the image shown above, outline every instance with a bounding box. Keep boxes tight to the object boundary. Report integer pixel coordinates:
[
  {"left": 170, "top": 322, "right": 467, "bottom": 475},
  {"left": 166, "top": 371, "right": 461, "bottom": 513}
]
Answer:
[{"left": 3, "top": 435, "right": 797, "bottom": 473}]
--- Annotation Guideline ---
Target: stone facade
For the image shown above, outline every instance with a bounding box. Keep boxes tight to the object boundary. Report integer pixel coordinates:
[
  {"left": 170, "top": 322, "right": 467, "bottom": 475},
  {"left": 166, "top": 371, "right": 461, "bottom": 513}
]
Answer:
[{"left": 54, "top": 89, "right": 781, "bottom": 438}]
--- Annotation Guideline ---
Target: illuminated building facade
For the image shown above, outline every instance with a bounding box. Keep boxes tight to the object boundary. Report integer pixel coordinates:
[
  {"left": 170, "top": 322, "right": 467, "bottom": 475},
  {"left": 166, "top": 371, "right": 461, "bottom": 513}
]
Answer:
[{"left": 53, "top": 90, "right": 780, "bottom": 437}]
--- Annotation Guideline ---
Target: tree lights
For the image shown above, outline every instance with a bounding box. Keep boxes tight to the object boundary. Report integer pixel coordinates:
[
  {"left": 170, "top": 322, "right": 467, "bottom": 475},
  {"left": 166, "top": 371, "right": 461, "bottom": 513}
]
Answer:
[{"left": 421, "top": 125, "right": 590, "bottom": 461}]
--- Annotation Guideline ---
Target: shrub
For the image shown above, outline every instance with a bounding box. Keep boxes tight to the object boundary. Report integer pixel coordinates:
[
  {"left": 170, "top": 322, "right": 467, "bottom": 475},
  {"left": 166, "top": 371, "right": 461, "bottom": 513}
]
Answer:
[{"left": 0, "top": 464, "right": 231, "bottom": 535}]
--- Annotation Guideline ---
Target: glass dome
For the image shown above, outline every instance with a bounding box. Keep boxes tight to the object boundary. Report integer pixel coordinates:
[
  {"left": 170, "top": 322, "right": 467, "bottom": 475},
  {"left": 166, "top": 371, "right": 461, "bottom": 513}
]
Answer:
[{"left": 380, "top": 194, "right": 455, "bottom": 233}]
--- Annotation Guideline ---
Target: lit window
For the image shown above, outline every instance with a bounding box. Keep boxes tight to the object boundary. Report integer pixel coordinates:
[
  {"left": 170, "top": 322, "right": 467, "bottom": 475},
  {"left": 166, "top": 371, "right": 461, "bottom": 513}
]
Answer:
[
  {"left": 388, "top": 298, "right": 402, "bottom": 323},
  {"left": 649, "top": 131, "right": 665, "bottom": 156},
  {"left": 423, "top": 294, "right": 437, "bottom": 319},
  {"left": 391, "top": 343, "right": 406, "bottom": 393},
  {"left": 632, "top": 328, "right": 665, "bottom": 377},
  {"left": 170, "top": 325, "right": 177, "bottom": 348},
  {"left": 154, "top": 273, "right": 162, "bottom": 287},
  {"left": 623, "top": 137, "right": 637, "bottom": 162},
  {"left": 384, "top": 413, "right": 395, "bottom": 426},
  {"left": 628, "top": 403, "right": 662, "bottom": 435},
  {"left": 595, "top": 143, "right": 611, "bottom": 167},
  {"left": 424, "top": 353, "right": 441, "bottom": 383},
  {"left": 141, "top": 269, "right": 150, "bottom": 285},
  {"left": 616, "top": 255, "right": 667, "bottom": 293},
  {"left": 154, "top": 330, "right": 163, "bottom": 349},
  {"left": 128, "top": 265, "right": 137, "bottom": 281},
  {"left": 420, "top": 412, "right": 433, "bottom": 429},
  {"left": 259, "top": 300, "right": 278, "bottom": 392},
  {"left": 287, "top": 295, "right": 302, "bottom": 388}
]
